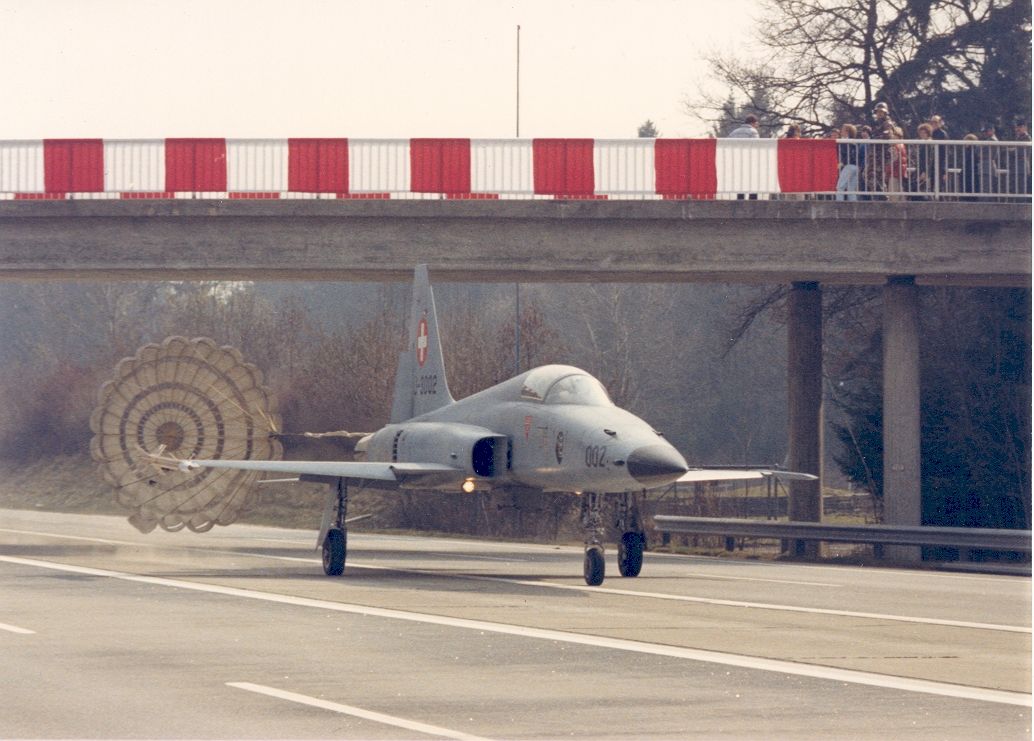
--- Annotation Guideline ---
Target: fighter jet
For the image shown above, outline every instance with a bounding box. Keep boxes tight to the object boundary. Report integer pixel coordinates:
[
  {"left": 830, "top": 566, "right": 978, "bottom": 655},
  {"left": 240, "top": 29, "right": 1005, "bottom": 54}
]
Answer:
[{"left": 162, "top": 265, "right": 812, "bottom": 585}]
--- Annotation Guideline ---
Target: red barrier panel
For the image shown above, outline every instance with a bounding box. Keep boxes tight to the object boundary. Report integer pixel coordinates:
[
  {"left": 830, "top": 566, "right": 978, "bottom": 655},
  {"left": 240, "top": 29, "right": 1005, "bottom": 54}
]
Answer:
[
  {"left": 778, "top": 139, "right": 838, "bottom": 193},
  {"left": 165, "top": 138, "right": 227, "bottom": 192},
  {"left": 44, "top": 139, "right": 104, "bottom": 193},
  {"left": 654, "top": 139, "right": 717, "bottom": 199},
  {"left": 533, "top": 139, "right": 595, "bottom": 196},
  {"left": 288, "top": 138, "right": 349, "bottom": 193},
  {"left": 410, "top": 139, "right": 471, "bottom": 194}
]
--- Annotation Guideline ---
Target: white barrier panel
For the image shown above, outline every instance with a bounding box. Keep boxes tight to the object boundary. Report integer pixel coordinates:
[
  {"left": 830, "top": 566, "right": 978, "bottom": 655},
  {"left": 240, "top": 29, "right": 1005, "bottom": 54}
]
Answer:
[
  {"left": 594, "top": 139, "right": 655, "bottom": 194},
  {"left": 227, "top": 139, "right": 289, "bottom": 193},
  {"left": 0, "top": 140, "right": 45, "bottom": 193},
  {"left": 349, "top": 139, "right": 410, "bottom": 193},
  {"left": 471, "top": 139, "right": 533, "bottom": 194},
  {"left": 104, "top": 140, "right": 165, "bottom": 193},
  {"left": 716, "top": 139, "right": 780, "bottom": 196}
]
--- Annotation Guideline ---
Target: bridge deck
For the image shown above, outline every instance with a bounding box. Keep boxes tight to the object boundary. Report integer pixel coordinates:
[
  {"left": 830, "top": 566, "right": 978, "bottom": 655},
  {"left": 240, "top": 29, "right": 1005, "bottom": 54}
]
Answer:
[{"left": 0, "top": 199, "right": 1028, "bottom": 286}]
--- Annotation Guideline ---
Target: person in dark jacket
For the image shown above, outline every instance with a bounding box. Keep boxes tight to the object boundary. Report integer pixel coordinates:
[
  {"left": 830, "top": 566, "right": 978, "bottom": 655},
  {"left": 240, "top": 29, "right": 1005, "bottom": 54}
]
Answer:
[
  {"left": 978, "top": 123, "right": 1000, "bottom": 196},
  {"left": 1012, "top": 121, "right": 1031, "bottom": 195},
  {"left": 929, "top": 115, "right": 952, "bottom": 196},
  {"left": 909, "top": 123, "right": 935, "bottom": 200},
  {"left": 961, "top": 133, "right": 979, "bottom": 201}
]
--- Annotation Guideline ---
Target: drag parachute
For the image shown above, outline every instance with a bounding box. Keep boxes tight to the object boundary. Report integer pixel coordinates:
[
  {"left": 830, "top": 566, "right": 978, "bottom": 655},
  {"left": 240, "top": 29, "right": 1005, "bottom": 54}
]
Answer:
[{"left": 89, "top": 336, "right": 282, "bottom": 533}]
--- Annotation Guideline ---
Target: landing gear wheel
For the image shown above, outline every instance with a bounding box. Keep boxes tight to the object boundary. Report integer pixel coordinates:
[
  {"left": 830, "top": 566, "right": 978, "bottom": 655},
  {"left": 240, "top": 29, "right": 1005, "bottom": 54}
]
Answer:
[
  {"left": 322, "top": 528, "right": 346, "bottom": 576},
  {"left": 583, "top": 546, "right": 605, "bottom": 586},
  {"left": 618, "top": 531, "right": 645, "bottom": 577}
]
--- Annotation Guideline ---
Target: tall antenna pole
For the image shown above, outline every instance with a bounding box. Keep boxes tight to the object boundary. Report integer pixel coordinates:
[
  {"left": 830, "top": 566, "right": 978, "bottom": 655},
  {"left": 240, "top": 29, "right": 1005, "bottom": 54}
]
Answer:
[
  {"left": 516, "top": 25, "right": 521, "bottom": 137},
  {"left": 515, "top": 24, "right": 522, "bottom": 375}
]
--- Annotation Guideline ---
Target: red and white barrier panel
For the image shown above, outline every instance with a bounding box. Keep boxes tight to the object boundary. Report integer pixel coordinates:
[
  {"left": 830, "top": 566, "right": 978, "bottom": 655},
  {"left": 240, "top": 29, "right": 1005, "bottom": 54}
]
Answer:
[{"left": 0, "top": 138, "right": 839, "bottom": 200}]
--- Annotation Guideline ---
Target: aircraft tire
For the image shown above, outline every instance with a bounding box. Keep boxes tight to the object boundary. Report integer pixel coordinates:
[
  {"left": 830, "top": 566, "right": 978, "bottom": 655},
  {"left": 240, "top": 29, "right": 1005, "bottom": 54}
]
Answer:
[
  {"left": 583, "top": 546, "right": 605, "bottom": 586},
  {"left": 618, "top": 532, "right": 645, "bottom": 577},
  {"left": 323, "top": 528, "right": 346, "bottom": 576}
]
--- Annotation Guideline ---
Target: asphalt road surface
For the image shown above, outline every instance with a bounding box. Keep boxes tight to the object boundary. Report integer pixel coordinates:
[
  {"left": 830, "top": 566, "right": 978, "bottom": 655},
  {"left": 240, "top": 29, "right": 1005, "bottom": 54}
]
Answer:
[{"left": 1, "top": 508, "right": 1030, "bottom": 740}]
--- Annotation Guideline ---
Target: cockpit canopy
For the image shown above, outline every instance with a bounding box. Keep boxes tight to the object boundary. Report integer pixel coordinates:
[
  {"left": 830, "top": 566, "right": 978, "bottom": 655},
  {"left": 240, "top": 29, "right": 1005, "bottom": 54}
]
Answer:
[{"left": 519, "top": 366, "right": 614, "bottom": 407}]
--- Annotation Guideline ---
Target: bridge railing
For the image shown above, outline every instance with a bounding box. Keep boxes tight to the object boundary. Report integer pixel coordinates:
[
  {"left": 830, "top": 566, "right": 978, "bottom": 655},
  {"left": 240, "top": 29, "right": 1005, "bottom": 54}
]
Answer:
[{"left": 0, "top": 137, "right": 1030, "bottom": 202}]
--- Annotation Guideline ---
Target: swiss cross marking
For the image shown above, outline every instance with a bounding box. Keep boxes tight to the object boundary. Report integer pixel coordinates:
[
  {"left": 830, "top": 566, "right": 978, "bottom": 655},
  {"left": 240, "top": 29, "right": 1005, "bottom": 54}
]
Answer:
[{"left": 416, "top": 317, "right": 429, "bottom": 367}]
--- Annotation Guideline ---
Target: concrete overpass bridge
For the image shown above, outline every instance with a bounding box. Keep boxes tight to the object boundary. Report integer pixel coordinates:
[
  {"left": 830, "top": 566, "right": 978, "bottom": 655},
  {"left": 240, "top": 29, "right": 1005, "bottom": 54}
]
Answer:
[
  {"left": 0, "top": 135, "right": 1029, "bottom": 561},
  {"left": 0, "top": 199, "right": 1027, "bottom": 286}
]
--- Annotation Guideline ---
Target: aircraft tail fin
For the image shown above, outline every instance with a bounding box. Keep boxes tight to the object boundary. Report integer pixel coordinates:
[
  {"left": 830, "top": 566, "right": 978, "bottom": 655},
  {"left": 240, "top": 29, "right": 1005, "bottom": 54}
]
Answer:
[{"left": 390, "top": 265, "right": 455, "bottom": 422}]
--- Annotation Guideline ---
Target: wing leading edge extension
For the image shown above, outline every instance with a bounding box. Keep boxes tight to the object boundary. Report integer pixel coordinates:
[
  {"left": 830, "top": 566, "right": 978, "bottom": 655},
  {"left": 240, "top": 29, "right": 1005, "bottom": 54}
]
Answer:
[{"left": 677, "top": 469, "right": 818, "bottom": 483}]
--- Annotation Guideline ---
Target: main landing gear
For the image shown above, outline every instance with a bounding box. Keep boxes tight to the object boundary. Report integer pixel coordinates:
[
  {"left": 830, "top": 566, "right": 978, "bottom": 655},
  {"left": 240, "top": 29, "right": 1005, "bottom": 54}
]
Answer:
[
  {"left": 580, "top": 491, "right": 647, "bottom": 586},
  {"left": 320, "top": 478, "right": 348, "bottom": 576}
]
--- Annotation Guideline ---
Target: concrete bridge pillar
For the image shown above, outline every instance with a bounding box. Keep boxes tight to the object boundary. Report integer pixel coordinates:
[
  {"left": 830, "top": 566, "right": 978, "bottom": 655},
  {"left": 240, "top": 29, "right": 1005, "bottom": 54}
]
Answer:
[
  {"left": 882, "top": 276, "right": 922, "bottom": 563},
  {"left": 787, "top": 281, "right": 824, "bottom": 557}
]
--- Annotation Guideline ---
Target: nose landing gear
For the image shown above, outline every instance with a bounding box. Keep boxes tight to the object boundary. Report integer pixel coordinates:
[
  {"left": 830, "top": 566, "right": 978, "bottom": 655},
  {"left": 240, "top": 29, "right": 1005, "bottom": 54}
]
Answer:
[
  {"left": 581, "top": 492, "right": 606, "bottom": 586},
  {"left": 618, "top": 531, "right": 645, "bottom": 577},
  {"left": 580, "top": 491, "right": 647, "bottom": 585},
  {"left": 616, "top": 491, "right": 645, "bottom": 578}
]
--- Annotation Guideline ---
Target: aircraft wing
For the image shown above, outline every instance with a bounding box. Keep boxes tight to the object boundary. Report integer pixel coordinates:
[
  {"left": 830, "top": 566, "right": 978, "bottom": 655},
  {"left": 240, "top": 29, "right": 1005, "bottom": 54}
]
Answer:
[
  {"left": 165, "top": 457, "right": 462, "bottom": 484},
  {"left": 678, "top": 469, "right": 817, "bottom": 483}
]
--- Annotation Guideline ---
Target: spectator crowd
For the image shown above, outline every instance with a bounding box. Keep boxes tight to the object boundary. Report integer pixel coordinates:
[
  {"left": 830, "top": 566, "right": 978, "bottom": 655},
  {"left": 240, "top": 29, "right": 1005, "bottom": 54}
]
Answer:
[{"left": 729, "top": 106, "right": 1032, "bottom": 200}]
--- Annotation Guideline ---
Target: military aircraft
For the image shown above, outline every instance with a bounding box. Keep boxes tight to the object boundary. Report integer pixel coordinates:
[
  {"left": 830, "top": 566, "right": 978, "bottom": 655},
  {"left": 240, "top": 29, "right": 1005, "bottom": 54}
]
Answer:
[{"left": 158, "top": 265, "right": 813, "bottom": 585}]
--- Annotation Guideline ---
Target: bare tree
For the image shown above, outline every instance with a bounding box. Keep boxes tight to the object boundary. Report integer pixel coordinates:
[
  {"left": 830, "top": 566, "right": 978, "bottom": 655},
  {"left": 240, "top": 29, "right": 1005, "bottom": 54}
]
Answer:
[{"left": 692, "top": 0, "right": 1031, "bottom": 135}]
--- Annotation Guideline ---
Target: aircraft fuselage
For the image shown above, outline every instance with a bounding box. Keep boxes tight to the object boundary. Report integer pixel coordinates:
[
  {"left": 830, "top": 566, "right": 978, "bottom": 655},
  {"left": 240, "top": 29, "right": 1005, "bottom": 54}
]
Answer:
[{"left": 361, "top": 365, "right": 689, "bottom": 494}]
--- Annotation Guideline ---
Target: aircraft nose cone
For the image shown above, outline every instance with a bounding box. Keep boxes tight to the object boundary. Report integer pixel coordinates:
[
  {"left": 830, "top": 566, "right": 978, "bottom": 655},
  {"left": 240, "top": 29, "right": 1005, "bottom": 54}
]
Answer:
[{"left": 627, "top": 445, "right": 689, "bottom": 486}]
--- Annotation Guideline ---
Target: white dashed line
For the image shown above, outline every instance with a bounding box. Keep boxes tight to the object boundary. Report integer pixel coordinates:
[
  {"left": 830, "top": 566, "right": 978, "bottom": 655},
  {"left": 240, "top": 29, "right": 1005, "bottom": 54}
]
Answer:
[
  {"left": 228, "top": 682, "right": 493, "bottom": 740},
  {"left": 0, "top": 622, "right": 35, "bottom": 635}
]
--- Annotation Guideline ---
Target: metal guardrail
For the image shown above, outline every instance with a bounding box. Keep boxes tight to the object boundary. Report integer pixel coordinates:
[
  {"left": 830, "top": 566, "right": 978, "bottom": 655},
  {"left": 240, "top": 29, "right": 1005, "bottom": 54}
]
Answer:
[
  {"left": 652, "top": 516, "right": 1032, "bottom": 552},
  {"left": 831, "top": 138, "right": 1032, "bottom": 202}
]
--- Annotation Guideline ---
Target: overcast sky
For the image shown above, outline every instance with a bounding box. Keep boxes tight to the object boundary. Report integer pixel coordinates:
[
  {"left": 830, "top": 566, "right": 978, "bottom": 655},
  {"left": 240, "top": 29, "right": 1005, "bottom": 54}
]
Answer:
[{"left": 0, "top": 0, "right": 761, "bottom": 140}]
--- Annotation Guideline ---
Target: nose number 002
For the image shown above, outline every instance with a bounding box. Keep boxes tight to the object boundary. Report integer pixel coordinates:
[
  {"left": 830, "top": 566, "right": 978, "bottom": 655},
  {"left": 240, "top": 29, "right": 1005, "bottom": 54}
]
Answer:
[{"left": 585, "top": 445, "right": 607, "bottom": 468}]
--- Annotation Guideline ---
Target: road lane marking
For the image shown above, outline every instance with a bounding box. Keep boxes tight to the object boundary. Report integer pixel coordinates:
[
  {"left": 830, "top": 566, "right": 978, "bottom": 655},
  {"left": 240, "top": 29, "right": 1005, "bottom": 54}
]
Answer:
[
  {"left": 1, "top": 527, "right": 1027, "bottom": 634},
  {"left": 458, "top": 574, "right": 1034, "bottom": 635},
  {"left": 225, "top": 553, "right": 1031, "bottom": 635},
  {"left": 0, "top": 622, "right": 35, "bottom": 634},
  {"left": 227, "top": 682, "right": 493, "bottom": 740},
  {"left": 1, "top": 554, "right": 1029, "bottom": 708}
]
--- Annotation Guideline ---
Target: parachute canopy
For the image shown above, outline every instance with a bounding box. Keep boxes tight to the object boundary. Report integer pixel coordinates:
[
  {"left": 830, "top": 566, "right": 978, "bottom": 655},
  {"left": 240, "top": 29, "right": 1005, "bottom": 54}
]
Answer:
[{"left": 90, "top": 336, "right": 282, "bottom": 533}]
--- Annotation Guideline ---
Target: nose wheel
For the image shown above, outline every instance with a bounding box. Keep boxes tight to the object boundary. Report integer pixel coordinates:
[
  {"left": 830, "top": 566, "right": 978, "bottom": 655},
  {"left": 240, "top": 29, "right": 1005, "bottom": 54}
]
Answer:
[
  {"left": 583, "top": 546, "right": 605, "bottom": 586},
  {"left": 581, "top": 492, "right": 606, "bottom": 585},
  {"left": 618, "top": 531, "right": 645, "bottom": 577},
  {"left": 616, "top": 492, "right": 645, "bottom": 577}
]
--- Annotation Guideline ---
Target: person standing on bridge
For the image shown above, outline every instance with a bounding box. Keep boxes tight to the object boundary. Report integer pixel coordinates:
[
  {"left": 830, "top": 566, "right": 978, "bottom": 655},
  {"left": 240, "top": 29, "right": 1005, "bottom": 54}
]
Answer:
[
  {"left": 909, "top": 123, "right": 935, "bottom": 200},
  {"left": 1011, "top": 120, "right": 1031, "bottom": 196},
  {"left": 961, "top": 133, "right": 979, "bottom": 201},
  {"left": 836, "top": 123, "right": 859, "bottom": 201},
  {"left": 930, "top": 115, "right": 950, "bottom": 196},
  {"left": 728, "top": 115, "right": 761, "bottom": 200},
  {"left": 978, "top": 123, "right": 1000, "bottom": 197},
  {"left": 871, "top": 102, "right": 895, "bottom": 136},
  {"left": 884, "top": 127, "right": 908, "bottom": 201},
  {"left": 728, "top": 114, "right": 760, "bottom": 139}
]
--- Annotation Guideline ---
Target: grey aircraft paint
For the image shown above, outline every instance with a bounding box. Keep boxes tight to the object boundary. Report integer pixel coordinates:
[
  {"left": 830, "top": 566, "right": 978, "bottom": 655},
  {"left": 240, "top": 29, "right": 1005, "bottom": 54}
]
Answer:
[{"left": 169, "top": 265, "right": 812, "bottom": 584}]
